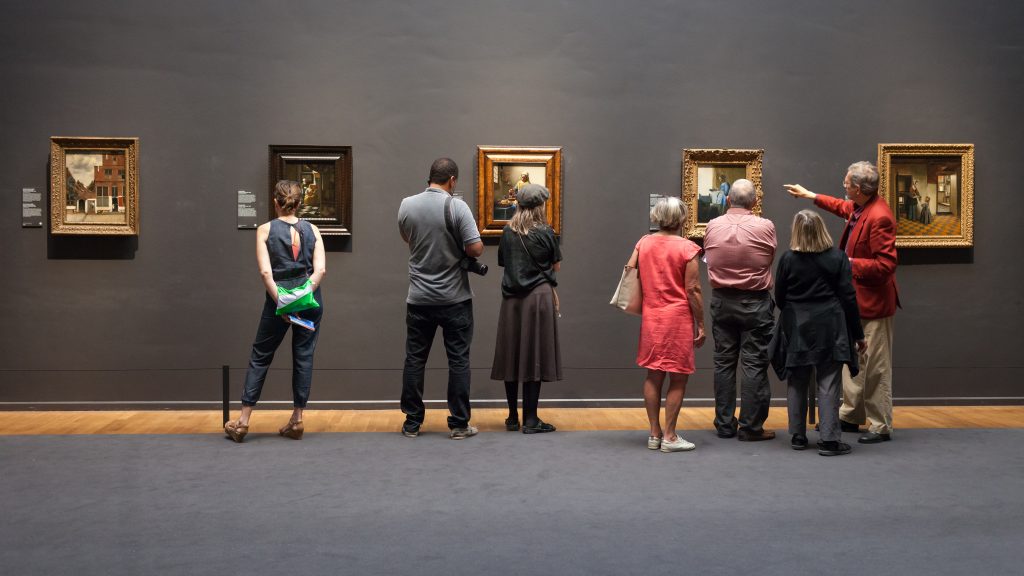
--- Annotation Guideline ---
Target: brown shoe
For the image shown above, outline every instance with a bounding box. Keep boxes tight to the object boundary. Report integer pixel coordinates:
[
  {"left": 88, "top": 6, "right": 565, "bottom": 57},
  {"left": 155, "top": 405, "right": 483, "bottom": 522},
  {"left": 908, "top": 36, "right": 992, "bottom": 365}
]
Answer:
[
  {"left": 224, "top": 420, "right": 249, "bottom": 443},
  {"left": 279, "top": 419, "right": 304, "bottom": 440},
  {"left": 737, "top": 429, "right": 776, "bottom": 442}
]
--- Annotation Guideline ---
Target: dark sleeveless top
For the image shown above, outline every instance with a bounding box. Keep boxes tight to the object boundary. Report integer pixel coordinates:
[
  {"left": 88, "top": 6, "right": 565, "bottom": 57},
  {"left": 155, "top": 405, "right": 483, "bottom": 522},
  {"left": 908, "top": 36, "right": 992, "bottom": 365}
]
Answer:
[{"left": 268, "top": 219, "right": 316, "bottom": 288}]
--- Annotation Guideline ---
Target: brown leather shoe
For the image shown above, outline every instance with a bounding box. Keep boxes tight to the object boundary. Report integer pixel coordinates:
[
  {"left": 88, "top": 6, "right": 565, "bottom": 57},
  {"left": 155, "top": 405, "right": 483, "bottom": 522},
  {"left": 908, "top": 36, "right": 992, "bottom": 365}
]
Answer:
[
  {"left": 737, "top": 429, "right": 776, "bottom": 442},
  {"left": 224, "top": 420, "right": 249, "bottom": 443},
  {"left": 279, "top": 419, "right": 304, "bottom": 440}
]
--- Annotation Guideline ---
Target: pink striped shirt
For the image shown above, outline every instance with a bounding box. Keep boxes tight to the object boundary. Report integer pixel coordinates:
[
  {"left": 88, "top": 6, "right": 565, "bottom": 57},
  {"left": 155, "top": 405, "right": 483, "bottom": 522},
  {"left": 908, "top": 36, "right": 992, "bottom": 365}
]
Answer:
[{"left": 703, "top": 208, "right": 776, "bottom": 291}]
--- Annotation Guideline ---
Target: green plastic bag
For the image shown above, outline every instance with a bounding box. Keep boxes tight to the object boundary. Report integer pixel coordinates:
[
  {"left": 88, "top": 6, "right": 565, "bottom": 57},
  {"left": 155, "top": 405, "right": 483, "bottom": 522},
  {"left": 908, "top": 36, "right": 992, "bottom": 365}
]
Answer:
[{"left": 276, "top": 279, "right": 320, "bottom": 316}]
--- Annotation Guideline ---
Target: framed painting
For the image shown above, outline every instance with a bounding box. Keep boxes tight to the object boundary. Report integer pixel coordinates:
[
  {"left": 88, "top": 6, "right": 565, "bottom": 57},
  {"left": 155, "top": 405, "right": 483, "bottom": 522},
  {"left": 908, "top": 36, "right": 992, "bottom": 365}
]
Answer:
[
  {"left": 475, "top": 146, "right": 562, "bottom": 238},
  {"left": 50, "top": 137, "right": 139, "bottom": 235},
  {"left": 269, "top": 145, "right": 353, "bottom": 236},
  {"left": 877, "top": 143, "right": 974, "bottom": 248},
  {"left": 681, "top": 148, "right": 763, "bottom": 240}
]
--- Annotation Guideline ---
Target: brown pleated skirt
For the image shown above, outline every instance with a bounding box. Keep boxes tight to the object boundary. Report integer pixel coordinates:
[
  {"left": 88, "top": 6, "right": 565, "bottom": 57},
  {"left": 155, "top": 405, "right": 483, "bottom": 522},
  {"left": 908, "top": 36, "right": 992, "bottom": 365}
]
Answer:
[{"left": 490, "top": 282, "right": 563, "bottom": 383}]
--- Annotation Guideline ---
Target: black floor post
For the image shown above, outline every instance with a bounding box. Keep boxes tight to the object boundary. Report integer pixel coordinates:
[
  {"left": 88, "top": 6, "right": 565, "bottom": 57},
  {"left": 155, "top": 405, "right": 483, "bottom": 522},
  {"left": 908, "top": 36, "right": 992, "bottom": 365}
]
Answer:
[{"left": 222, "top": 365, "right": 230, "bottom": 425}]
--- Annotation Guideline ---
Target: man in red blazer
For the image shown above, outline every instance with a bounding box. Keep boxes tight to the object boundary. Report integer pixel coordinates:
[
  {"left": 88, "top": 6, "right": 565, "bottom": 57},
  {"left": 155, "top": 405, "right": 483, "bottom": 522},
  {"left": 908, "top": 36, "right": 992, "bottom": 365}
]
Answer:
[{"left": 785, "top": 161, "right": 899, "bottom": 444}]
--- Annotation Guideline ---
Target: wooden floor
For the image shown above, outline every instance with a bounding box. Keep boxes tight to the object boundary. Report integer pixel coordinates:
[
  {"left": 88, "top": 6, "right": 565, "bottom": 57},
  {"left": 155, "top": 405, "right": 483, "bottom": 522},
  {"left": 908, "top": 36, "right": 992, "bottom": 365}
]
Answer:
[{"left": 0, "top": 406, "right": 1021, "bottom": 435}]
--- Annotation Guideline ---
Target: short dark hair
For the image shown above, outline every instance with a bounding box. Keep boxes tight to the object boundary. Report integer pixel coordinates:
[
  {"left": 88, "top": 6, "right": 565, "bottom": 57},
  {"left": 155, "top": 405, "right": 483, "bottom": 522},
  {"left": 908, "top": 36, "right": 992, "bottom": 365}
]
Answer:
[{"left": 428, "top": 158, "right": 459, "bottom": 185}]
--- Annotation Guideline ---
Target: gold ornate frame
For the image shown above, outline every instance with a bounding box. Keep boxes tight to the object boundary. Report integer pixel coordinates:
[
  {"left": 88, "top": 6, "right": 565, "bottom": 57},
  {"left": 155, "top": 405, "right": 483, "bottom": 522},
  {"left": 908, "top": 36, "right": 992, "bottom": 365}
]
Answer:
[
  {"left": 681, "top": 148, "right": 764, "bottom": 240},
  {"left": 475, "top": 146, "right": 562, "bottom": 238},
  {"left": 877, "top": 143, "right": 974, "bottom": 248},
  {"left": 50, "top": 137, "right": 139, "bottom": 236}
]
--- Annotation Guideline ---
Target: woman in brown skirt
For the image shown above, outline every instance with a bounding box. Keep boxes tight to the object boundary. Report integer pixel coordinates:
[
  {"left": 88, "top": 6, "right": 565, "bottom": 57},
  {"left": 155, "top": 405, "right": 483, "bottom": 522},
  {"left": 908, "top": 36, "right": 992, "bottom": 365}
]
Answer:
[{"left": 491, "top": 183, "right": 562, "bottom": 434}]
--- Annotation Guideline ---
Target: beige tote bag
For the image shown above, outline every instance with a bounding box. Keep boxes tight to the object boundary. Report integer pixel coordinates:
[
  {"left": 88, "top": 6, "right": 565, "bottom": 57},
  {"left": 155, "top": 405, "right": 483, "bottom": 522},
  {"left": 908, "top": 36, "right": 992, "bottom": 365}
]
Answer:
[{"left": 610, "top": 244, "right": 642, "bottom": 316}]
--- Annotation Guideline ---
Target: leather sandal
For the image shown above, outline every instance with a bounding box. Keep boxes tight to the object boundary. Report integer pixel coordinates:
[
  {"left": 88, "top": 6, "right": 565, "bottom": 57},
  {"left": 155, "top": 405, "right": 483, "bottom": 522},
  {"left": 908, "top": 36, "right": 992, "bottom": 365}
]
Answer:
[
  {"left": 504, "top": 417, "right": 520, "bottom": 432},
  {"left": 279, "top": 419, "right": 304, "bottom": 440},
  {"left": 224, "top": 420, "right": 249, "bottom": 443}
]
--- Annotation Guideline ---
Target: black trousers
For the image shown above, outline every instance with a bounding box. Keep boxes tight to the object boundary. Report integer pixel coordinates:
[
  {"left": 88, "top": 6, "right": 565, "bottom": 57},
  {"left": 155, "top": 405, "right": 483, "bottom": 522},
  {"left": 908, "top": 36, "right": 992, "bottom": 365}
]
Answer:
[
  {"left": 242, "top": 293, "right": 322, "bottom": 408},
  {"left": 401, "top": 300, "right": 473, "bottom": 430},
  {"left": 710, "top": 289, "right": 774, "bottom": 434}
]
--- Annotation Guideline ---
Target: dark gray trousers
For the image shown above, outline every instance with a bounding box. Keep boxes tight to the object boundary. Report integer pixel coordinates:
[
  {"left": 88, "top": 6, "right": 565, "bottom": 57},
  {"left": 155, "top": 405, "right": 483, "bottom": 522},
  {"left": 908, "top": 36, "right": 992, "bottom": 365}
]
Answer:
[
  {"left": 787, "top": 361, "right": 843, "bottom": 442},
  {"left": 710, "top": 289, "right": 774, "bottom": 434}
]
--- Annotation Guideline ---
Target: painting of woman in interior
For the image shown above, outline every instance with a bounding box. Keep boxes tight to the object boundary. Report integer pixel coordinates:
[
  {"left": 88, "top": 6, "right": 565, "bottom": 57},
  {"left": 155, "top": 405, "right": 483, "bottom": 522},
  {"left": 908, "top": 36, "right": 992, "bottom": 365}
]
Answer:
[
  {"left": 907, "top": 179, "right": 921, "bottom": 221},
  {"left": 918, "top": 195, "right": 932, "bottom": 224},
  {"left": 493, "top": 165, "right": 545, "bottom": 221}
]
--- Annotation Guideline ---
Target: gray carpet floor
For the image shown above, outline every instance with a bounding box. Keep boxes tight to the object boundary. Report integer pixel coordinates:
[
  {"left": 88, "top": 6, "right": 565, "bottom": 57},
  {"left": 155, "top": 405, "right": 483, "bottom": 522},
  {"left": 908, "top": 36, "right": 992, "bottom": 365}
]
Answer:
[{"left": 1, "top": 428, "right": 1022, "bottom": 575}]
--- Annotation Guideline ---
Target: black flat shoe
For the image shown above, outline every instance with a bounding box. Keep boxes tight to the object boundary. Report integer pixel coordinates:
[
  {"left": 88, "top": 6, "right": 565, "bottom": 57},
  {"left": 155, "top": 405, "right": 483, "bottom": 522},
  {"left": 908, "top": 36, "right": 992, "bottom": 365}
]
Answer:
[
  {"left": 818, "top": 440, "right": 852, "bottom": 456},
  {"left": 522, "top": 421, "right": 556, "bottom": 434},
  {"left": 791, "top": 434, "right": 808, "bottom": 450},
  {"left": 840, "top": 420, "right": 862, "bottom": 433},
  {"left": 505, "top": 417, "right": 520, "bottom": 432},
  {"left": 858, "top": 432, "right": 892, "bottom": 444}
]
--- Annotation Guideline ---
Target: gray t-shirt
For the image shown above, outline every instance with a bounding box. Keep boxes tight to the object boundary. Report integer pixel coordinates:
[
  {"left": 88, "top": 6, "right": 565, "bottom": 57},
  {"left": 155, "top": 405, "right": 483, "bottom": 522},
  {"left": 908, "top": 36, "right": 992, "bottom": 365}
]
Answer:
[{"left": 398, "top": 187, "right": 482, "bottom": 305}]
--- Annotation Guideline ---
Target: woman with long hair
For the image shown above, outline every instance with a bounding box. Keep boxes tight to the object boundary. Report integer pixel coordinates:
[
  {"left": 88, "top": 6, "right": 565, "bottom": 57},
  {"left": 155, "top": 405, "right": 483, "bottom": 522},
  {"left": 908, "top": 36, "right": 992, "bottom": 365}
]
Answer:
[
  {"left": 773, "top": 210, "right": 865, "bottom": 456},
  {"left": 491, "top": 184, "right": 562, "bottom": 434},
  {"left": 224, "top": 180, "right": 326, "bottom": 442},
  {"left": 632, "top": 197, "right": 705, "bottom": 452}
]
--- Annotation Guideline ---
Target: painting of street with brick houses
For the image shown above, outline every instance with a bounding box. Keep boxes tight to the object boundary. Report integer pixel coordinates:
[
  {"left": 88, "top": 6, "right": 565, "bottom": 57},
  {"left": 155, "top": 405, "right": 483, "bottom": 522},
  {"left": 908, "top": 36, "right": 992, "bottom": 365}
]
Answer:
[{"left": 63, "top": 150, "right": 128, "bottom": 224}]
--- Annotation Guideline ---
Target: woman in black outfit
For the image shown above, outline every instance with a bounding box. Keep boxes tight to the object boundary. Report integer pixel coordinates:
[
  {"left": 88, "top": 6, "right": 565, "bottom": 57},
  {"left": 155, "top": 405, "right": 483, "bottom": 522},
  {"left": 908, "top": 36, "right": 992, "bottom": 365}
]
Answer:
[
  {"left": 491, "top": 183, "right": 562, "bottom": 434},
  {"left": 773, "top": 210, "right": 865, "bottom": 456},
  {"left": 224, "top": 180, "right": 326, "bottom": 443}
]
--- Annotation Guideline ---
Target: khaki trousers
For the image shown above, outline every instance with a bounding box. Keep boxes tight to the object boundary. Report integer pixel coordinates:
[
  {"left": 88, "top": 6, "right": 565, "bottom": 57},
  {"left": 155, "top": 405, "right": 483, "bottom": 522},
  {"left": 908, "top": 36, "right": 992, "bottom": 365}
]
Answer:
[{"left": 839, "top": 316, "right": 894, "bottom": 434}]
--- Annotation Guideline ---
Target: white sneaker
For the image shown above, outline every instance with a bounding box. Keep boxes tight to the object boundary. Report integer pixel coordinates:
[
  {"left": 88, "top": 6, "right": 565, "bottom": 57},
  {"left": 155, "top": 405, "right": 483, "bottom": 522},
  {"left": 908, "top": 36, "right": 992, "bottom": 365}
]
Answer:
[
  {"left": 660, "top": 435, "right": 695, "bottom": 452},
  {"left": 647, "top": 436, "right": 662, "bottom": 450}
]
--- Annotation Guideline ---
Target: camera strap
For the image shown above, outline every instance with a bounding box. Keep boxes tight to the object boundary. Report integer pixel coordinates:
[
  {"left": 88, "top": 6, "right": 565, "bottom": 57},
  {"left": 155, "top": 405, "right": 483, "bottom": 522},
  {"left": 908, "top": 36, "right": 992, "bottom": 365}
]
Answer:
[{"left": 443, "top": 194, "right": 462, "bottom": 253}]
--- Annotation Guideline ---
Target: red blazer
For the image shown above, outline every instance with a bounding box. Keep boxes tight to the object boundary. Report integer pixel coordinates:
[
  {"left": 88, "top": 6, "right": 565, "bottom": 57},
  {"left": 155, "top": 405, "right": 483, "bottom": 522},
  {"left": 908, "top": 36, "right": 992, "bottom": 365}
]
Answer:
[{"left": 815, "top": 193, "right": 899, "bottom": 319}]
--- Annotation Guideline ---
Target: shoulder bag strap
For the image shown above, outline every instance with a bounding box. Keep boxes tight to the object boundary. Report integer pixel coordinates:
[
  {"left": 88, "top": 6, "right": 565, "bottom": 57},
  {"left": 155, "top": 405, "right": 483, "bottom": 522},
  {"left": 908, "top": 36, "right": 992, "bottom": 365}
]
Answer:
[
  {"left": 627, "top": 234, "right": 646, "bottom": 269},
  {"left": 516, "top": 230, "right": 560, "bottom": 315},
  {"left": 516, "top": 231, "right": 556, "bottom": 284}
]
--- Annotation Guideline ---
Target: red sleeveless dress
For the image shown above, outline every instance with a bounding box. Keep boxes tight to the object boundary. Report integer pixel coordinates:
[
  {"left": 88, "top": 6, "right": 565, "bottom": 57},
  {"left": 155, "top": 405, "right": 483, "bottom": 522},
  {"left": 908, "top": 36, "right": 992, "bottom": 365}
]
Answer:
[{"left": 635, "top": 234, "right": 702, "bottom": 374}]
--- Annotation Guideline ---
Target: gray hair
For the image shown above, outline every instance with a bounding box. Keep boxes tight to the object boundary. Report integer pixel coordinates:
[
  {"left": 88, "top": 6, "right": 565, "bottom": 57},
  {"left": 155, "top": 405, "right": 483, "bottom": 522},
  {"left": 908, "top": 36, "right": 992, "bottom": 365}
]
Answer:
[
  {"left": 728, "top": 179, "right": 756, "bottom": 209},
  {"left": 650, "top": 196, "right": 687, "bottom": 232},
  {"left": 847, "top": 161, "right": 879, "bottom": 195}
]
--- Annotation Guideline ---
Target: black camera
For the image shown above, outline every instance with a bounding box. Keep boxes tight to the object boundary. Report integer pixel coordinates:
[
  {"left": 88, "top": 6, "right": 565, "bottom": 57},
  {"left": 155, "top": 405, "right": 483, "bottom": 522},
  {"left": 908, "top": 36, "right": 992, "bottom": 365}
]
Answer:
[{"left": 460, "top": 257, "right": 488, "bottom": 276}]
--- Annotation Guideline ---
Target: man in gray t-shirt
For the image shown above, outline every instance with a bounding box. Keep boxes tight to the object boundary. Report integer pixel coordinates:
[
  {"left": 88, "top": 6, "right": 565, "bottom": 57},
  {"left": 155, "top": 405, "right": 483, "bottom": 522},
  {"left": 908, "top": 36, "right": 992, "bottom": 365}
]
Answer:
[{"left": 397, "top": 158, "right": 483, "bottom": 439}]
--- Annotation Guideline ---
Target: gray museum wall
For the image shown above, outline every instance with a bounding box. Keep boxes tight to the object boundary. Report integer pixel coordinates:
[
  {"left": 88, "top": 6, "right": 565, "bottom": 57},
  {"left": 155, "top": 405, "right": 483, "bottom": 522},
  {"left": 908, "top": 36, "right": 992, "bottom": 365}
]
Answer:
[{"left": 2, "top": 0, "right": 1022, "bottom": 408}]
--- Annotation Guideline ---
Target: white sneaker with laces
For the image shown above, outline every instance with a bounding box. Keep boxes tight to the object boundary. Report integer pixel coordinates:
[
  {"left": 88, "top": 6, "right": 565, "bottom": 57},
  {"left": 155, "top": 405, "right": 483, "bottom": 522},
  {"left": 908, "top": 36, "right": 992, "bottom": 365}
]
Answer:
[
  {"left": 660, "top": 435, "right": 695, "bottom": 452},
  {"left": 647, "top": 436, "right": 663, "bottom": 450}
]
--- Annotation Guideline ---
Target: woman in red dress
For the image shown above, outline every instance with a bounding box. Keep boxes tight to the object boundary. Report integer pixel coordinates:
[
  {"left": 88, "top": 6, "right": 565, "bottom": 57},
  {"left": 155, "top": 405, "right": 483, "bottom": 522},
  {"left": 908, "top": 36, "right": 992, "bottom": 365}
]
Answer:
[{"left": 628, "top": 197, "right": 705, "bottom": 452}]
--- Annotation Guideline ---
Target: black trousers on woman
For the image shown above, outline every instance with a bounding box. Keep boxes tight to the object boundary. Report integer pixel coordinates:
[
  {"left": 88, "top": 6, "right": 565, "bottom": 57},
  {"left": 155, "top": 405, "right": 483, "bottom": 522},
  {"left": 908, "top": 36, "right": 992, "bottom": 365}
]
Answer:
[{"left": 242, "top": 293, "right": 323, "bottom": 408}]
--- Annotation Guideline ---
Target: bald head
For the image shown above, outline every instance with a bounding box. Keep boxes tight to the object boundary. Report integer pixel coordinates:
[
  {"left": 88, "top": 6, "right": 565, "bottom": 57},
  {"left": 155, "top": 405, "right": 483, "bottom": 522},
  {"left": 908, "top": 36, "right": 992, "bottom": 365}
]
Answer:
[{"left": 728, "top": 179, "right": 756, "bottom": 209}]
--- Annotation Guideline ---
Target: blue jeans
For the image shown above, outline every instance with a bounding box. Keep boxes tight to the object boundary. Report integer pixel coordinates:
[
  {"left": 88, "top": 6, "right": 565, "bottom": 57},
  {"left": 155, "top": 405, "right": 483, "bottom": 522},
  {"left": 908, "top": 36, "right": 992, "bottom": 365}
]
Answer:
[
  {"left": 401, "top": 300, "right": 473, "bottom": 429},
  {"left": 241, "top": 293, "right": 322, "bottom": 408}
]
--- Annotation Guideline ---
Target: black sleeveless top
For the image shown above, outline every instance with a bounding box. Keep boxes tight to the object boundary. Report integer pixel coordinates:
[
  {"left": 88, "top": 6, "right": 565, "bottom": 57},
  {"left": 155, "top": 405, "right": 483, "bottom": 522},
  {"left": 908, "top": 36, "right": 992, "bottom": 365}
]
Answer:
[{"left": 268, "top": 219, "right": 316, "bottom": 287}]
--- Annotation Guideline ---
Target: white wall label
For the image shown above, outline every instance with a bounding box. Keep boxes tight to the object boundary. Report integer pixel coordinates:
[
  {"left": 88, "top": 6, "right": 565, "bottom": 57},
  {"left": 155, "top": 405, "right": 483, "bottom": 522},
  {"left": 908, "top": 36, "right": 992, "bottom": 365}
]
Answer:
[
  {"left": 237, "top": 190, "right": 257, "bottom": 229},
  {"left": 22, "top": 188, "right": 43, "bottom": 228}
]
